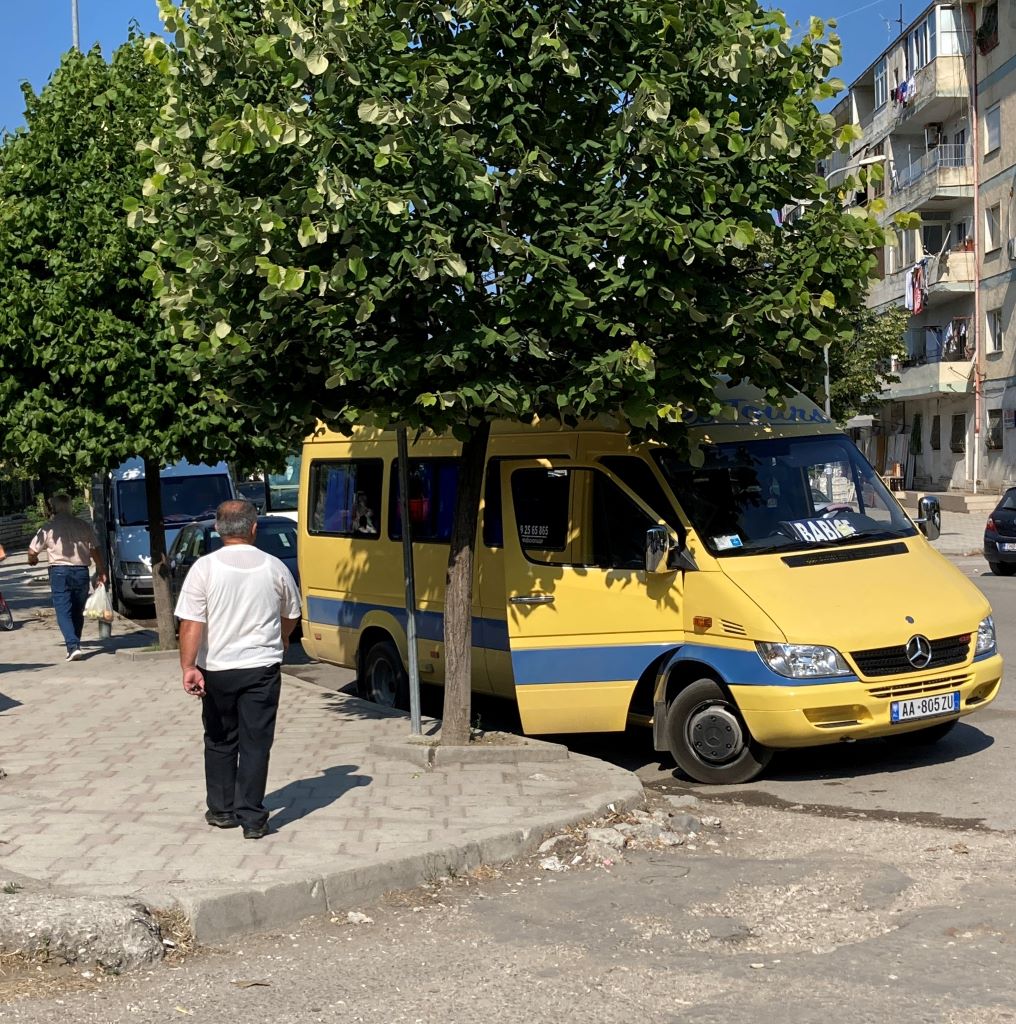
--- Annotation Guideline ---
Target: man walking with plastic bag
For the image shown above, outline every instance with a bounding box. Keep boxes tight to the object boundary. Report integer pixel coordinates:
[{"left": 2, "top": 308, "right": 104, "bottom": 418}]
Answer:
[
  {"left": 27, "top": 493, "right": 107, "bottom": 661},
  {"left": 175, "top": 500, "right": 301, "bottom": 840}
]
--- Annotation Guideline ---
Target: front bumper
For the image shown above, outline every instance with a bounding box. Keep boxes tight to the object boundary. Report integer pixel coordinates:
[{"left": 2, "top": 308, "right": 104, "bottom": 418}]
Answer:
[
  {"left": 120, "top": 575, "right": 154, "bottom": 603},
  {"left": 732, "top": 653, "right": 1002, "bottom": 748}
]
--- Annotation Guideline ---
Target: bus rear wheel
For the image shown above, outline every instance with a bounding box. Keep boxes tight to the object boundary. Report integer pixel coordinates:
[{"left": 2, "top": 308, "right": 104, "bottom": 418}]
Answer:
[
  {"left": 361, "top": 639, "right": 409, "bottom": 712},
  {"left": 664, "top": 678, "right": 773, "bottom": 785}
]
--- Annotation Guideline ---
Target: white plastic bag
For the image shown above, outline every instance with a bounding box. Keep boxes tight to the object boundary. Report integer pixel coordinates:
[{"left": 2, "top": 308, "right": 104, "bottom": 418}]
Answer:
[{"left": 84, "top": 585, "right": 113, "bottom": 622}]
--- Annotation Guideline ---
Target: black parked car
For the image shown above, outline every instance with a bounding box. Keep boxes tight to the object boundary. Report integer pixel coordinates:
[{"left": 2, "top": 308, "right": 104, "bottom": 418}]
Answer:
[
  {"left": 167, "top": 516, "right": 301, "bottom": 631},
  {"left": 984, "top": 489, "right": 1016, "bottom": 575}
]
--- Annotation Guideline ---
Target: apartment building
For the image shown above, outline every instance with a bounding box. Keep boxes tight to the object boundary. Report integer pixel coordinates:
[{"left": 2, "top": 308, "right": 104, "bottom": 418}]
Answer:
[{"left": 835, "top": 1, "right": 1013, "bottom": 492}]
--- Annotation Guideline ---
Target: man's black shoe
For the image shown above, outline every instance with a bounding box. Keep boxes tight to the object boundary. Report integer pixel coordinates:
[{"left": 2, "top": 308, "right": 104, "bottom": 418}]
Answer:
[
  {"left": 205, "top": 810, "right": 239, "bottom": 829},
  {"left": 242, "top": 822, "right": 269, "bottom": 840}
]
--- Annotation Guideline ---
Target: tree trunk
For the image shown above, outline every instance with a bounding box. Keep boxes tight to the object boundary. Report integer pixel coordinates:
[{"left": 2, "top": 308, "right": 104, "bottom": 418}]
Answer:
[
  {"left": 441, "top": 422, "right": 491, "bottom": 745},
  {"left": 144, "top": 457, "right": 178, "bottom": 651}
]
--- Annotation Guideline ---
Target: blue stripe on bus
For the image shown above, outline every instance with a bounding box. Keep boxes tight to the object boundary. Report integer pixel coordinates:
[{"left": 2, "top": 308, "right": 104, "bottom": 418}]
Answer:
[
  {"left": 511, "top": 644, "right": 677, "bottom": 685},
  {"left": 305, "top": 595, "right": 510, "bottom": 652}
]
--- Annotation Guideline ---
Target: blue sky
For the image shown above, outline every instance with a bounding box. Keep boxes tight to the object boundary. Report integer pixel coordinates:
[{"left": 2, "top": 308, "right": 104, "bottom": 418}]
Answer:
[{"left": 0, "top": 0, "right": 924, "bottom": 135}]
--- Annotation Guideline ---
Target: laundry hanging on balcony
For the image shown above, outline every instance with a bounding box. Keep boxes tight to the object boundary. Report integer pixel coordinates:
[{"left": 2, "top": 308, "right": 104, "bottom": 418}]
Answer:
[
  {"left": 890, "top": 77, "right": 917, "bottom": 108},
  {"left": 904, "top": 258, "right": 929, "bottom": 314}
]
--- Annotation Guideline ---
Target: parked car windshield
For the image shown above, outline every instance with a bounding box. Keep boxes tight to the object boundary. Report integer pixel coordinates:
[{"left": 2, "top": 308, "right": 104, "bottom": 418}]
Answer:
[
  {"left": 118, "top": 475, "right": 234, "bottom": 527},
  {"left": 267, "top": 456, "right": 300, "bottom": 512},
  {"left": 653, "top": 434, "right": 916, "bottom": 556}
]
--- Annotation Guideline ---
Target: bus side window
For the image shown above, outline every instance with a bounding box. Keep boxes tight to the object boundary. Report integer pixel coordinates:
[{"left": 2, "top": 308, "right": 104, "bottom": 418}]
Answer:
[
  {"left": 308, "top": 460, "right": 383, "bottom": 537},
  {"left": 389, "top": 459, "right": 460, "bottom": 543}
]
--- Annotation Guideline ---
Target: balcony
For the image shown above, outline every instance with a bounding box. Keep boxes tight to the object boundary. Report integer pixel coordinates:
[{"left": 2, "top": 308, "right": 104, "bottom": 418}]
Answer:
[
  {"left": 867, "top": 249, "right": 975, "bottom": 310},
  {"left": 885, "top": 144, "right": 972, "bottom": 214},
  {"left": 882, "top": 318, "right": 973, "bottom": 400},
  {"left": 859, "top": 55, "right": 968, "bottom": 142}
]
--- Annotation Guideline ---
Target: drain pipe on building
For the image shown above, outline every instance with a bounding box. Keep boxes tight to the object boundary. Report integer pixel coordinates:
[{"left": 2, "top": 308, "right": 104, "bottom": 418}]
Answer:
[{"left": 969, "top": 2, "right": 983, "bottom": 494}]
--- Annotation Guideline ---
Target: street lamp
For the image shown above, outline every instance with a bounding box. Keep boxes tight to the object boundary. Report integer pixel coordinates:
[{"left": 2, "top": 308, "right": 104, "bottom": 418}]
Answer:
[{"left": 71, "top": 0, "right": 80, "bottom": 51}]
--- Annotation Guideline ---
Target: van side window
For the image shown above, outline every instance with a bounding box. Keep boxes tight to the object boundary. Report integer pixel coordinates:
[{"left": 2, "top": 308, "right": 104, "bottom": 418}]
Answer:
[
  {"left": 390, "top": 459, "right": 460, "bottom": 543},
  {"left": 510, "top": 467, "right": 656, "bottom": 569},
  {"left": 597, "top": 455, "right": 682, "bottom": 532},
  {"left": 483, "top": 454, "right": 569, "bottom": 548},
  {"left": 308, "top": 460, "right": 383, "bottom": 537}
]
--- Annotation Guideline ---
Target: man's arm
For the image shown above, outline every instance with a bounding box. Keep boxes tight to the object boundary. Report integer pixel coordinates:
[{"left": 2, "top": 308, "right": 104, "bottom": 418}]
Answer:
[
  {"left": 90, "top": 543, "right": 107, "bottom": 586},
  {"left": 178, "top": 619, "right": 206, "bottom": 697}
]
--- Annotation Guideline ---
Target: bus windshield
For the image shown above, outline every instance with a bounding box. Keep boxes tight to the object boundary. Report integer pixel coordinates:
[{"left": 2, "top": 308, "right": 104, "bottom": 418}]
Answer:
[
  {"left": 118, "top": 475, "right": 234, "bottom": 527},
  {"left": 653, "top": 434, "right": 917, "bottom": 556}
]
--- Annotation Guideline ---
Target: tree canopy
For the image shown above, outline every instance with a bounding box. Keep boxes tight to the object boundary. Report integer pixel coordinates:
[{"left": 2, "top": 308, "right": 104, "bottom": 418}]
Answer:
[
  {"left": 0, "top": 38, "right": 284, "bottom": 641},
  {"left": 144, "top": 0, "right": 887, "bottom": 738}
]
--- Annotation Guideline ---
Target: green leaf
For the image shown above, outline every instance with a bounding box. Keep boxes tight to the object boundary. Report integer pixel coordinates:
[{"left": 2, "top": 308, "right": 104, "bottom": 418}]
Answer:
[{"left": 282, "top": 267, "right": 305, "bottom": 291}]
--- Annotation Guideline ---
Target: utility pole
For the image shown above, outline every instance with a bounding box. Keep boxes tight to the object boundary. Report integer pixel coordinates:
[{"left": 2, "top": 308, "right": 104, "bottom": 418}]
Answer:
[{"left": 71, "top": 0, "right": 80, "bottom": 51}]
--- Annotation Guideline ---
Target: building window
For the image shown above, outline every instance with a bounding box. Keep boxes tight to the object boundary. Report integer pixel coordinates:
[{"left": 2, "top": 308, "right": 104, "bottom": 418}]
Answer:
[
  {"left": 987, "top": 307, "right": 1004, "bottom": 352},
  {"left": 308, "top": 460, "right": 383, "bottom": 537},
  {"left": 978, "top": 2, "right": 999, "bottom": 55},
  {"left": 874, "top": 58, "right": 887, "bottom": 110},
  {"left": 985, "top": 103, "right": 1001, "bottom": 154},
  {"left": 953, "top": 215, "right": 973, "bottom": 251},
  {"left": 908, "top": 15, "right": 936, "bottom": 72},
  {"left": 950, "top": 413, "right": 966, "bottom": 453},
  {"left": 922, "top": 223, "right": 945, "bottom": 256},
  {"left": 930, "top": 415, "right": 941, "bottom": 451},
  {"left": 985, "top": 204, "right": 1002, "bottom": 251},
  {"left": 987, "top": 409, "right": 1004, "bottom": 450}
]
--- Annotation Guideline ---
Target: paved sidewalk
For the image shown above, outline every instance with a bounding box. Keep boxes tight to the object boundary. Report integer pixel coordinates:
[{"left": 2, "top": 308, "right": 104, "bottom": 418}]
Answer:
[
  {"left": 0, "top": 553, "right": 642, "bottom": 944},
  {"left": 930, "top": 507, "right": 987, "bottom": 557}
]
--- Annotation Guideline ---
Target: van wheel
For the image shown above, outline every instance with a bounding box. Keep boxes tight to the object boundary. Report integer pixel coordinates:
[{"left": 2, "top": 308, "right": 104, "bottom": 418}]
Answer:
[
  {"left": 362, "top": 640, "right": 409, "bottom": 711},
  {"left": 664, "top": 678, "right": 773, "bottom": 785}
]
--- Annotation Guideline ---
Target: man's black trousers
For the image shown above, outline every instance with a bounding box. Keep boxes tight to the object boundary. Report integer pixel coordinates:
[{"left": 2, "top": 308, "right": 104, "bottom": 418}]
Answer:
[{"left": 200, "top": 663, "right": 282, "bottom": 829}]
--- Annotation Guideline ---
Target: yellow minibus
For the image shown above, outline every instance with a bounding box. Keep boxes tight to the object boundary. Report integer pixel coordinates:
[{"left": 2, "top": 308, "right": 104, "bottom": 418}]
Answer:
[{"left": 298, "top": 381, "right": 1002, "bottom": 783}]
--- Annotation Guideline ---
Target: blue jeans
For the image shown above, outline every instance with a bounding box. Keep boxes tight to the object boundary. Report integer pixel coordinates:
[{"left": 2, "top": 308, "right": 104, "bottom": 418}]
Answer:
[{"left": 50, "top": 566, "right": 89, "bottom": 654}]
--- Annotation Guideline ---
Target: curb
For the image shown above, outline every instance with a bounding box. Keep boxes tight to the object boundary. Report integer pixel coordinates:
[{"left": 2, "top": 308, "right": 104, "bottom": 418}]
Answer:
[
  {"left": 114, "top": 648, "right": 178, "bottom": 661},
  {"left": 142, "top": 756, "right": 644, "bottom": 945},
  {"left": 371, "top": 734, "right": 570, "bottom": 766}
]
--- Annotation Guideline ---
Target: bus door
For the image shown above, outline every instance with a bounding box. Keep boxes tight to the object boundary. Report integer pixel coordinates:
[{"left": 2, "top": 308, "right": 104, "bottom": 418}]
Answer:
[{"left": 500, "top": 460, "right": 685, "bottom": 734}]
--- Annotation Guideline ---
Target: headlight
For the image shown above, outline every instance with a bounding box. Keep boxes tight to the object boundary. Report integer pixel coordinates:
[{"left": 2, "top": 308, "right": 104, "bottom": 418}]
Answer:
[
  {"left": 757, "top": 641, "right": 852, "bottom": 678},
  {"left": 976, "top": 615, "right": 996, "bottom": 656},
  {"left": 119, "top": 560, "right": 149, "bottom": 578}
]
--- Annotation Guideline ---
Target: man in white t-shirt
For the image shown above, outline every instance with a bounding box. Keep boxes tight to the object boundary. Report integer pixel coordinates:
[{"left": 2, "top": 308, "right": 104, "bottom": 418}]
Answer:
[{"left": 175, "top": 500, "right": 301, "bottom": 840}]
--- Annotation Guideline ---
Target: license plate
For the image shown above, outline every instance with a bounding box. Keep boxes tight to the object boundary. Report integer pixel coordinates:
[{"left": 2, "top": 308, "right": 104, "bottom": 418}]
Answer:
[
  {"left": 891, "top": 691, "right": 960, "bottom": 723},
  {"left": 1000, "top": 543, "right": 1016, "bottom": 552}
]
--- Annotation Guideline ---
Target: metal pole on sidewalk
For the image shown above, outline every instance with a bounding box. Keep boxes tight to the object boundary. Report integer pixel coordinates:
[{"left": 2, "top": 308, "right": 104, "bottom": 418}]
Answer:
[
  {"left": 71, "top": 0, "right": 80, "bottom": 51},
  {"left": 397, "top": 427, "right": 422, "bottom": 736}
]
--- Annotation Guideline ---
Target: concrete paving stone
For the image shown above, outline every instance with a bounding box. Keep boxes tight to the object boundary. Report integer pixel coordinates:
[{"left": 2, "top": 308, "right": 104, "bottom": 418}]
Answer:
[{"left": 0, "top": 550, "right": 643, "bottom": 943}]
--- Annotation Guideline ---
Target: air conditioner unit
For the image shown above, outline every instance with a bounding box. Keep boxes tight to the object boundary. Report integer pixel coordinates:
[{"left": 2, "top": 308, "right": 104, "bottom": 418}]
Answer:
[{"left": 1007, "top": 237, "right": 1016, "bottom": 261}]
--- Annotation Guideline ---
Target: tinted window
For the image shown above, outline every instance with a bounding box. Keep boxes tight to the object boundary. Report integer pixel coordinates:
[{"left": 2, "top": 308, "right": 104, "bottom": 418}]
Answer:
[
  {"left": 118, "top": 474, "right": 234, "bottom": 527},
  {"left": 482, "top": 455, "right": 569, "bottom": 548},
  {"left": 998, "top": 489, "right": 1016, "bottom": 511},
  {"left": 510, "top": 467, "right": 656, "bottom": 569},
  {"left": 309, "top": 460, "right": 383, "bottom": 537},
  {"left": 598, "top": 455, "right": 682, "bottom": 532},
  {"left": 390, "top": 459, "right": 460, "bottom": 543}
]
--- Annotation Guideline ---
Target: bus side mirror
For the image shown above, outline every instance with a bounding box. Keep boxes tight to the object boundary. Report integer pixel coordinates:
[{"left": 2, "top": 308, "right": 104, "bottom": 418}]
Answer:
[
  {"left": 645, "top": 526, "right": 670, "bottom": 574},
  {"left": 916, "top": 495, "right": 941, "bottom": 541}
]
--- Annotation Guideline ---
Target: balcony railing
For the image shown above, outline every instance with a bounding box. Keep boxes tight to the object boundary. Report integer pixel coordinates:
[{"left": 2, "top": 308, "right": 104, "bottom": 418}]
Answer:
[
  {"left": 891, "top": 144, "right": 971, "bottom": 193},
  {"left": 898, "top": 317, "right": 972, "bottom": 367}
]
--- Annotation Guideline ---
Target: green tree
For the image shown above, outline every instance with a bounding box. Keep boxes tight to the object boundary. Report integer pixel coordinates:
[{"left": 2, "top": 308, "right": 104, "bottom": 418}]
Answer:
[
  {"left": 822, "top": 306, "right": 908, "bottom": 423},
  {"left": 0, "top": 38, "right": 281, "bottom": 645},
  {"left": 145, "top": 0, "right": 883, "bottom": 741}
]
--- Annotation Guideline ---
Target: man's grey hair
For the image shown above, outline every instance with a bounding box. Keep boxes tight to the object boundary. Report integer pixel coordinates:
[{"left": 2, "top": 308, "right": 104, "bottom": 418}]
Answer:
[
  {"left": 50, "top": 493, "right": 72, "bottom": 515},
  {"left": 215, "top": 499, "right": 258, "bottom": 539}
]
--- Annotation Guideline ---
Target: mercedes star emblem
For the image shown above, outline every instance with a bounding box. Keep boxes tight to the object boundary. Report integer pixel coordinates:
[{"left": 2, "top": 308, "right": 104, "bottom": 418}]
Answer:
[{"left": 905, "top": 634, "right": 933, "bottom": 669}]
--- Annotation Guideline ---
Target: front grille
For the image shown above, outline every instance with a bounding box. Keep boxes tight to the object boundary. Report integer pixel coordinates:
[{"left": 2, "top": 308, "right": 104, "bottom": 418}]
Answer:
[
  {"left": 851, "top": 634, "right": 971, "bottom": 678},
  {"left": 868, "top": 673, "right": 971, "bottom": 699}
]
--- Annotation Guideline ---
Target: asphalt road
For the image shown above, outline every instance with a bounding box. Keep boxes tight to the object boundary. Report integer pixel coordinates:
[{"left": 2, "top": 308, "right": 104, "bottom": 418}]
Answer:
[{"left": 146, "top": 554, "right": 1016, "bottom": 832}]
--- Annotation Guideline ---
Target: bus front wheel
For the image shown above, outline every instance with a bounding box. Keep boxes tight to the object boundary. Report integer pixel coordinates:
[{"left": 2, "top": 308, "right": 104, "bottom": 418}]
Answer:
[
  {"left": 361, "top": 639, "right": 409, "bottom": 711},
  {"left": 664, "top": 678, "right": 773, "bottom": 785}
]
